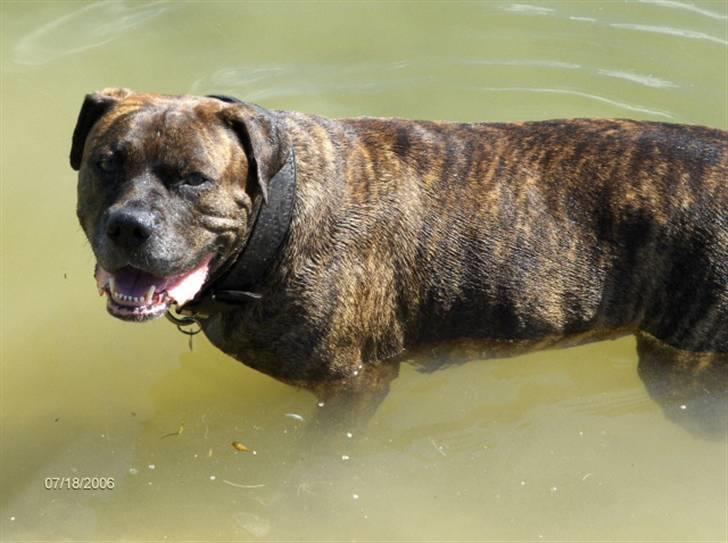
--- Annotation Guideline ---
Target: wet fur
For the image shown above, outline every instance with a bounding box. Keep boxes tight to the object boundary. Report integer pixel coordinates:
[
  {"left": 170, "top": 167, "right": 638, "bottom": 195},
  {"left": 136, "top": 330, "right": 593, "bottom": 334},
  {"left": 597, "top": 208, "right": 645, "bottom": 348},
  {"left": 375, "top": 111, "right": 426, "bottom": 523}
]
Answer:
[
  {"left": 73, "top": 91, "right": 727, "bottom": 432},
  {"left": 202, "top": 116, "right": 727, "bottom": 379}
]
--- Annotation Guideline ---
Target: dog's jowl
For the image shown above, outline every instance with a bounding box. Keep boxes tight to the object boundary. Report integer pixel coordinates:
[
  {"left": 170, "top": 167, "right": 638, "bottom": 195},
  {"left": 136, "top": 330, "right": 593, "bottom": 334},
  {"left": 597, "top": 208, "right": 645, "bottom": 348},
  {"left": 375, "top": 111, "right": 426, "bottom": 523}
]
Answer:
[{"left": 71, "top": 89, "right": 727, "bottom": 428}]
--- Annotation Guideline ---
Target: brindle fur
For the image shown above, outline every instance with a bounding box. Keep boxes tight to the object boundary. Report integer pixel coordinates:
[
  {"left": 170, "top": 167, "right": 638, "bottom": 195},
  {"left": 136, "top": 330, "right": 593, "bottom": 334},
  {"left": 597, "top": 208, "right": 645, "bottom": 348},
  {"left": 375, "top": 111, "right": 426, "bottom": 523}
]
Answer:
[{"left": 72, "top": 90, "right": 727, "bottom": 431}]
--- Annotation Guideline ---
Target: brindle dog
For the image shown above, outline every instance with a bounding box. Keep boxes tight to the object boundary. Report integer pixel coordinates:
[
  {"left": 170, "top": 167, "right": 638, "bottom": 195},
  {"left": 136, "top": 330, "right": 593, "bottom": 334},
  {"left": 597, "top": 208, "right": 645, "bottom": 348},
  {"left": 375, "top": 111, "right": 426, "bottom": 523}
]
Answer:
[{"left": 71, "top": 89, "right": 727, "bottom": 433}]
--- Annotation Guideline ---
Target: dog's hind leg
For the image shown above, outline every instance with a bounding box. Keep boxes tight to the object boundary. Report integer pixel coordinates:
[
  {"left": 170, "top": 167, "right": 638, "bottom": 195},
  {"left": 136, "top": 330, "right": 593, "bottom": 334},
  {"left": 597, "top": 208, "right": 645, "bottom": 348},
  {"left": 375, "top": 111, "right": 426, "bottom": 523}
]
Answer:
[{"left": 636, "top": 331, "right": 727, "bottom": 439}]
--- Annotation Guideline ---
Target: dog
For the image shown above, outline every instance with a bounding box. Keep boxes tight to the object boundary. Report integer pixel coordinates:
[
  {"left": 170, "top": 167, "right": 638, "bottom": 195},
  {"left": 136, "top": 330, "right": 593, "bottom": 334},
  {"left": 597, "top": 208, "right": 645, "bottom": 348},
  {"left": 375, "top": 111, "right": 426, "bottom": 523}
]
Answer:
[{"left": 71, "top": 89, "right": 727, "bottom": 431}]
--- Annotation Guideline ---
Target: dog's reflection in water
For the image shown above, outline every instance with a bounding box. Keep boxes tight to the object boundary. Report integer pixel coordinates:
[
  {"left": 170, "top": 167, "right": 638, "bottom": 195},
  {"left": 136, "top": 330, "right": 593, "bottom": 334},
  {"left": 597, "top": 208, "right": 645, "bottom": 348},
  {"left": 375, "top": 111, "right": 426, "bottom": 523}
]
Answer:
[{"left": 310, "top": 333, "right": 727, "bottom": 440}]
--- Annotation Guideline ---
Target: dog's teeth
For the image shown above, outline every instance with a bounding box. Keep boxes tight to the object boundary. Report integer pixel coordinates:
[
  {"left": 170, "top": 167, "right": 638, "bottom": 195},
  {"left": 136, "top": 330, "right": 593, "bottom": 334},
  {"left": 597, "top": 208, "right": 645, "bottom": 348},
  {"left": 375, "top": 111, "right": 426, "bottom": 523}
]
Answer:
[
  {"left": 109, "top": 277, "right": 116, "bottom": 294},
  {"left": 145, "top": 286, "right": 156, "bottom": 304}
]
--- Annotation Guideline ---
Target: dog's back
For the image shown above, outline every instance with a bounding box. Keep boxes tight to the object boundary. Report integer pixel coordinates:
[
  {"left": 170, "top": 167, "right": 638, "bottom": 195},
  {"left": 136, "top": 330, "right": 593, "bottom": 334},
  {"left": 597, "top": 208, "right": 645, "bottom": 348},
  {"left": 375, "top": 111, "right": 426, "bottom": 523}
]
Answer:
[{"left": 282, "top": 116, "right": 727, "bottom": 355}]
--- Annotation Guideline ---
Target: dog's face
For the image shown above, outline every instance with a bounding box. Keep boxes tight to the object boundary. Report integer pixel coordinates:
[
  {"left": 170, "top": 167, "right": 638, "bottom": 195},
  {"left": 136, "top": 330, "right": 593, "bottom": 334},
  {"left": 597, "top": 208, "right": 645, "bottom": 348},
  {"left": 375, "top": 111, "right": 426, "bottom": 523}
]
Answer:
[{"left": 71, "top": 89, "right": 289, "bottom": 321}]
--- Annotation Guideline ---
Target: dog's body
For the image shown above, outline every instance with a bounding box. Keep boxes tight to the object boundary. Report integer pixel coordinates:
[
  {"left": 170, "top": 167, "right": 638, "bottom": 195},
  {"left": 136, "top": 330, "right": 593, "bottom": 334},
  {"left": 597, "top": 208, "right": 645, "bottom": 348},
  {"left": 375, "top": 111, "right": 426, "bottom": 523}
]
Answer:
[
  {"left": 203, "top": 114, "right": 727, "bottom": 383},
  {"left": 71, "top": 90, "right": 727, "bottom": 427}
]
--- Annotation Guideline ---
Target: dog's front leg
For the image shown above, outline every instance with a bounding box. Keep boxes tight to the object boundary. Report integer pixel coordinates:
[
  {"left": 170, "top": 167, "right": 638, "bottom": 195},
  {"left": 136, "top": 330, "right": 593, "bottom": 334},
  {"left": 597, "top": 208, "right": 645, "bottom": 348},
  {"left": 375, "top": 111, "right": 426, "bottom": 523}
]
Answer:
[{"left": 307, "top": 360, "right": 401, "bottom": 433}]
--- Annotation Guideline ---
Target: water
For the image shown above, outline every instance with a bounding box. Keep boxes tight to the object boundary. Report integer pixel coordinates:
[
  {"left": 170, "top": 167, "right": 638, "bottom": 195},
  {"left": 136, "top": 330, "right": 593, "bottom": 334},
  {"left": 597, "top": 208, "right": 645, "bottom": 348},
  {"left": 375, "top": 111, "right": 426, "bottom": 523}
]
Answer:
[{"left": 1, "top": 1, "right": 726, "bottom": 540}]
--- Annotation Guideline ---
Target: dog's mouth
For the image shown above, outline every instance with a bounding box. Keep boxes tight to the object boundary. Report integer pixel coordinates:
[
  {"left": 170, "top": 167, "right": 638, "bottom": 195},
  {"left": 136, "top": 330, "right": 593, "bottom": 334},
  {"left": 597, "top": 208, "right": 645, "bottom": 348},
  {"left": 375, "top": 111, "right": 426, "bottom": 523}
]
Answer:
[{"left": 95, "top": 256, "right": 213, "bottom": 322}]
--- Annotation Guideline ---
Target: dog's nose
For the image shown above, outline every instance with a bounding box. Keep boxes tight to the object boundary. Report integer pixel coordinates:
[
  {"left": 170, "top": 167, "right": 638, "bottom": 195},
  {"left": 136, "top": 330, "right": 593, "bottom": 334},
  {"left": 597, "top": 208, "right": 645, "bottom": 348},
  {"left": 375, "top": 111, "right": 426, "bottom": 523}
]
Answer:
[{"left": 106, "top": 210, "right": 154, "bottom": 249}]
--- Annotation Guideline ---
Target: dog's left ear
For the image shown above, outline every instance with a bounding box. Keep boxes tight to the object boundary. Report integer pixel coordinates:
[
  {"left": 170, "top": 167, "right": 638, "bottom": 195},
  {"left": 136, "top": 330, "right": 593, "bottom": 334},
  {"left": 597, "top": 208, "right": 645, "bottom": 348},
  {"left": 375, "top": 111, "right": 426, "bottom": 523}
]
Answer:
[
  {"left": 70, "top": 88, "right": 132, "bottom": 171},
  {"left": 219, "top": 102, "right": 291, "bottom": 203}
]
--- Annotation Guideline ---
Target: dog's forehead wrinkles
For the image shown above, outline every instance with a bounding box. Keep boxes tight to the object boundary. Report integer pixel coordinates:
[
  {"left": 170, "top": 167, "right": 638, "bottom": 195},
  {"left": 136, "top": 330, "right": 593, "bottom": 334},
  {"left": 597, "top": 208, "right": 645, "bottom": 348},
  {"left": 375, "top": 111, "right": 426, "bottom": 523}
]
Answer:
[{"left": 109, "top": 105, "right": 233, "bottom": 177}]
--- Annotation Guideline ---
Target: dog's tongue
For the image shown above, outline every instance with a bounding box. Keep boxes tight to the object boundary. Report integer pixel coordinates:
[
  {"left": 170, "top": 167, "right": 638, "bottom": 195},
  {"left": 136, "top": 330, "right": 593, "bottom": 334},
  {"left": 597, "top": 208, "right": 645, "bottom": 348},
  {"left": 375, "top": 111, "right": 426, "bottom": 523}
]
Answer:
[
  {"left": 110, "top": 267, "right": 165, "bottom": 297},
  {"left": 166, "top": 263, "right": 210, "bottom": 305}
]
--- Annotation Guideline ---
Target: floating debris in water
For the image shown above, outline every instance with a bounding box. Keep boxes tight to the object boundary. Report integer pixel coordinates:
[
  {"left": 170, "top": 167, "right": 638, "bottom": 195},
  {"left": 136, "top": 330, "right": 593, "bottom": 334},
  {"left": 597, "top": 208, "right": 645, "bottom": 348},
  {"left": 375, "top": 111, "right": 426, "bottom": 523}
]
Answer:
[
  {"left": 148, "top": 464, "right": 156, "bottom": 470},
  {"left": 680, "top": 404, "right": 687, "bottom": 410},
  {"left": 161, "top": 423, "right": 184, "bottom": 439},
  {"left": 285, "top": 413, "right": 304, "bottom": 422},
  {"left": 429, "top": 437, "right": 447, "bottom": 457},
  {"left": 232, "top": 441, "right": 253, "bottom": 453},
  {"left": 346, "top": 432, "right": 353, "bottom": 438},
  {"left": 317, "top": 401, "right": 325, "bottom": 407},
  {"left": 222, "top": 479, "right": 265, "bottom": 489},
  {"left": 352, "top": 493, "right": 359, "bottom": 500},
  {"left": 341, "top": 455, "right": 350, "bottom": 461},
  {"left": 129, "top": 467, "right": 138, "bottom": 475},
  {"left": 210, "top": 475, "right": 216, "bottom": 481}
]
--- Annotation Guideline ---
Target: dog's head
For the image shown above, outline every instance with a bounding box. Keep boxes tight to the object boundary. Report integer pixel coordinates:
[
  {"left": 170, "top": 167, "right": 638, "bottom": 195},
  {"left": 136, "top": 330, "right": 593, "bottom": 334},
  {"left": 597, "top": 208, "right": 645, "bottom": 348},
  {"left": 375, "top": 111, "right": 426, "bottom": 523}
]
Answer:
[{"left": 71, "top": 88, "right": 289, "bottom": 321}]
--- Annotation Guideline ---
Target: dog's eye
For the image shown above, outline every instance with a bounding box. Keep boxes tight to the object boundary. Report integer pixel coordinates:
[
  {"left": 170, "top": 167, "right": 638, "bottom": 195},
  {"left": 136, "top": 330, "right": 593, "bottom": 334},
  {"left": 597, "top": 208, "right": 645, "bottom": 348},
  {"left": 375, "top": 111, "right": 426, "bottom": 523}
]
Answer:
[
  {"left": 96, "top": 156, "right": 117, "bottom": 174},
  {"left": 182, "top": 172, "right": 211, "bottom": 187}
]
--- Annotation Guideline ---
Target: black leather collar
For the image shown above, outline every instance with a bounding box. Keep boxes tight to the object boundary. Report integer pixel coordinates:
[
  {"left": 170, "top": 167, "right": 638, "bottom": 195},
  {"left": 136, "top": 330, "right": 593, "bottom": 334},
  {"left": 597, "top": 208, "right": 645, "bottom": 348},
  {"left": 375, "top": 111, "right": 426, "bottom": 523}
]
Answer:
[{"left": 172, "top": 95, "right": 297, "bottom": 319}]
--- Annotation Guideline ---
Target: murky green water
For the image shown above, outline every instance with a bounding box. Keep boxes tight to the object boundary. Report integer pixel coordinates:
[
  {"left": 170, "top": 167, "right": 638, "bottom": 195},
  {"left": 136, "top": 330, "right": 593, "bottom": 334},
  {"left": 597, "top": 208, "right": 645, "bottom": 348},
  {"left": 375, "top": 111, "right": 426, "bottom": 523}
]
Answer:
[{"left": 1, "top": 1, "right": 727, "bottom": 540}]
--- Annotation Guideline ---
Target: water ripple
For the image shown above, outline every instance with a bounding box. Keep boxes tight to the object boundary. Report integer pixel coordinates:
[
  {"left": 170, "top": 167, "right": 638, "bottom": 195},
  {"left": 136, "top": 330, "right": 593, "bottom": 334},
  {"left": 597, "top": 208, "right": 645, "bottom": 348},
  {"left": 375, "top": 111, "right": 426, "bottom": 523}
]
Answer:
[
  {"left": 477, "top": 86, "right": 674, "bottom": 118},
  {"left": 635, "top": 0, "right": 728, "bottom": 21},
  {"left": 597, "top": 69, "right": 678, "bottom": 89},
  {"left": 462, "top": 59, "right": 582, "bottom": 70},
  {"left": 610, "top": 23, "right": 728, "bottom": 46},
  {"left": 195, "top": 60, "right": 678, "bottom": 117},
  {"left": 12, "top": 1, "right": 171, "bottom": 67},
  {"left": 503, "top": 4, "right": 555, "bottom": 15}
]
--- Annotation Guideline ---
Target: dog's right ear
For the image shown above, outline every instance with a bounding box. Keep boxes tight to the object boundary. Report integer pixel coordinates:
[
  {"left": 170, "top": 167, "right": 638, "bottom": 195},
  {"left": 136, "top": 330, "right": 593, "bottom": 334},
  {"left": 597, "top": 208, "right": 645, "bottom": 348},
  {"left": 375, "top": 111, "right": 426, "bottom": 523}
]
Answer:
[{"left": 70, "top": 88, "right": 132, "bottom": 171}]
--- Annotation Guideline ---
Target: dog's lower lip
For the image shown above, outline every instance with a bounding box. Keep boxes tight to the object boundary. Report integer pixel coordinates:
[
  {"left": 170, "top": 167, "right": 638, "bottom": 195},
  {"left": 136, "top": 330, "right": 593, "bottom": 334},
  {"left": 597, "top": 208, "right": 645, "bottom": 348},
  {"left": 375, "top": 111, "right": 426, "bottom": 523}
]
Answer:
[
  {"left": 95, "top": 256, "right": 214, "bottom": 321},
  {"left": 105, "top": 294, "right": 170, "bottom": 322}
]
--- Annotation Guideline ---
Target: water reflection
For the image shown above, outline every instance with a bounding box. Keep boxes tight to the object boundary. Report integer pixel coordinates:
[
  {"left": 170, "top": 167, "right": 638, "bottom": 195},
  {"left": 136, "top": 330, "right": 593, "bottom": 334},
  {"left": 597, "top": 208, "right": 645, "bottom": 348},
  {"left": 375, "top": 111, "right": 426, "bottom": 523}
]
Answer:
[
  {"left": 12, "top": 1, "right": 171, "bottom": 66},
  {"left": 609, "top": 22, "right": 728, "bottom": 45},
  {"left": 2, "top": 0, "right": 726, "bottom": 539},
  {"left": 636, "top": 0, "right": 728, "bottom": 20}
]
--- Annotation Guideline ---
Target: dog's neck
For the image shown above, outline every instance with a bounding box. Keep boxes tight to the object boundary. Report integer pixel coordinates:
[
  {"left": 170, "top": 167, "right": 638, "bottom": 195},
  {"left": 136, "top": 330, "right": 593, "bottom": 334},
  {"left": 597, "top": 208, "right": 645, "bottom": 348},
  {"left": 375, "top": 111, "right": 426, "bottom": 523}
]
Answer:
[{"left": 173, "top": 146, "right": 297, "bottom": 320}]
